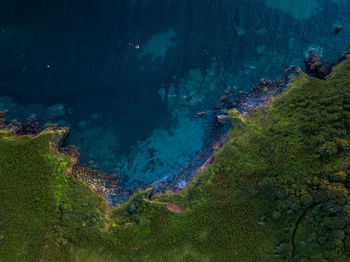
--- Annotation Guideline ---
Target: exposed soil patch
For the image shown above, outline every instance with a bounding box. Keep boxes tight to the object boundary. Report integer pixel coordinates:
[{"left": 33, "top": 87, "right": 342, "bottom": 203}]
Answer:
[{"left": 166, "top": 202, "right": 186, "bottom": 214}]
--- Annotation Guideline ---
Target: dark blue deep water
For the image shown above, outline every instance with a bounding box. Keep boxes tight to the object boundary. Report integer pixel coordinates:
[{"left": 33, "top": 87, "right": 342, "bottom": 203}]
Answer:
[{"left": 1, "top": 0, "right": 350, "bottom": 203}]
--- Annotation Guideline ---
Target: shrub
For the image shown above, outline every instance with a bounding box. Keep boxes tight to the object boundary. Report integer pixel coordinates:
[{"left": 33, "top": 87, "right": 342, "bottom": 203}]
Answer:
[
  {"left": 329, "top": 171, "right": 347, "bottom": 183},
  {"left": 279, "top": 243, "right": 293, "bottom": 259}
]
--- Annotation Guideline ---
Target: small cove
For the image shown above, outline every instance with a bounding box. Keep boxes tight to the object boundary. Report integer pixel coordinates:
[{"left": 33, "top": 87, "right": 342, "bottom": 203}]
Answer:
[{"left": 1, "top": 0, "right": 350, "bottom": 204}]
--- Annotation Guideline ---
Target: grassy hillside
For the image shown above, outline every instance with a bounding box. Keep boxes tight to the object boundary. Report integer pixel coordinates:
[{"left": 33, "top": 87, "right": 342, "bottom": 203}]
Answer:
[
  {"left": 0, "top": 129, "right": 108, "bottom": 262},
  {"left": 2, "top": 58, "right": 350, "bottom": 261}
]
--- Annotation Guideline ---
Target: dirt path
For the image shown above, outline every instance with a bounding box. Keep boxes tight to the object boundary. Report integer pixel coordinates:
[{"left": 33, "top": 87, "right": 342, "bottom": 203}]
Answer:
[
  {"left": 166, "top": 202, "right": 186, "bottom": 214},
  {"left": 286, "top": 201, "right": 318, "bottom": 262},
  {"left": 340, "top": 153, "right": 350, "bottom": 171},
  {"left": 262, "top": 109, "right": 269, "bottom": 124}
]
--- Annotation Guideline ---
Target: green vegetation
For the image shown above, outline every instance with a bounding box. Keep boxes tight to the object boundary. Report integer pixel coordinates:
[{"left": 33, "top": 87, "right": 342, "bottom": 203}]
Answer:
[
  {"left": 3, "top": 58, "right": 350, "bottom": 261},
  {"left": 0, "top": 130, "right": 108, "bottom": 262}
]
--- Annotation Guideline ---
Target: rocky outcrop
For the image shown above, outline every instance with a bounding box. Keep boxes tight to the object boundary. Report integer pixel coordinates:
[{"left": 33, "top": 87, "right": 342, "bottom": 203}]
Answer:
[
  {"left": 304, "top": 49, "right": 332, "bottom": 79},
  {"left": 0, "top": 111, "right": 41, "bottom": 135},
  {"left": 215, "top": 65, "right": 296, "bottom": 119},
  {"left": 334, "top": 25, "right": 342, "bottom": 34}
]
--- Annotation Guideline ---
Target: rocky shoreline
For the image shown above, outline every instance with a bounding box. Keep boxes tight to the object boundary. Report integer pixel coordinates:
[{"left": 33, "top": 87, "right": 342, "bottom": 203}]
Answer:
[
  {"left": 0, "top": 72, "right": 292, "bottom": 206},
  {"left": 144, "top": 63, "right": 299, "bottom": 199},
  {"left": 0, "top": 117, "right": 117, "bottom": 203},
  {"left": 2, "top": 49, "right": 349, "bottom": 207},
  {"left": 155, "top": 48, "right": 350, "bottom": 199}
]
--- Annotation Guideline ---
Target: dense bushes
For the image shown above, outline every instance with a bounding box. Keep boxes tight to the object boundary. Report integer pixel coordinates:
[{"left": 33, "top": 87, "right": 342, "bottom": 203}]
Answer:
[{"left": 0, "top": 131, "right": 107, "bottom": 261}]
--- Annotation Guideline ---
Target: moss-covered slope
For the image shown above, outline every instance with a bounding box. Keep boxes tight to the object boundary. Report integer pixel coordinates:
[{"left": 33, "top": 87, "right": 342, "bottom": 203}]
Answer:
[{"left": 2, "top": 58, "right": 350, "bottom": 261}]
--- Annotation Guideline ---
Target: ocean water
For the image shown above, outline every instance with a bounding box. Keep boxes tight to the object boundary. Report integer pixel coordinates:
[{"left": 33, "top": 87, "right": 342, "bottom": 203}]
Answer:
[{"left": 0, "top": 0, "right": 350, "bottom": 203}]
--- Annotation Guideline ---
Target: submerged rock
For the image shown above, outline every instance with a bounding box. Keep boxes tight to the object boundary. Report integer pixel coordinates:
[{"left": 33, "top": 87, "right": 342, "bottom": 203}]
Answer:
[
  {"left": 47, "top": 104, "right": 66, "bottom": 120},
  {"left": 216, "top": 110, "right": 230, "bottom": 123},
  {"left": 334, "top": 25, "right": 343, "bottom": 34},
  {"left": 0, "top": 110, "right": 8, "bottom": 118},
  {"left": 304, "top": 49, "right": 331, "bottom": 79},
  {"left": 196, "top": 111, "right": 207, "bottom": 117}
]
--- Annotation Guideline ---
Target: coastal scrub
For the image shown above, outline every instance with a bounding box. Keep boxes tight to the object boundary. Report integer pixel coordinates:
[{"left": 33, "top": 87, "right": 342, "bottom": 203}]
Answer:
[{"left": 3, "top": 58, "right": 350, "bottom": 261}]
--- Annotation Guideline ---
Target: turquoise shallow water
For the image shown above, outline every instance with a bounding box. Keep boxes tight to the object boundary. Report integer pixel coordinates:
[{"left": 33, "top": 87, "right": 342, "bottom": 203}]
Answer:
[{"left": 0, "top": 0, "right": 350, "bottom": 203}]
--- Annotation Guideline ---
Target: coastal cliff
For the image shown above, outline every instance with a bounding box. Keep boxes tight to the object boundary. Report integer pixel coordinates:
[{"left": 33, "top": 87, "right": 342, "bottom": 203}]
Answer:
[{"left": 2, "top": 58, "right": 350, "bottom": 261}]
